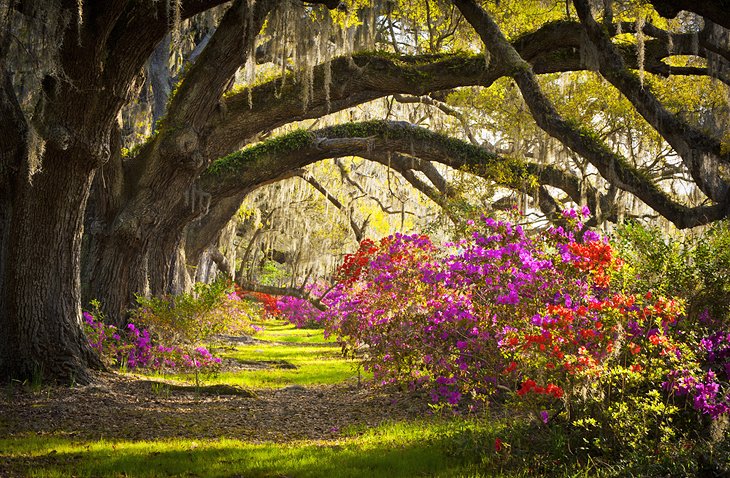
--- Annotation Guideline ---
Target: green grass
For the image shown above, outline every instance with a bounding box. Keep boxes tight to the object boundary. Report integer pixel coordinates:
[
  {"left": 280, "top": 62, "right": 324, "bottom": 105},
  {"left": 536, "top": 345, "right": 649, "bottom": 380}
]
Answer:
[
  {"left": 158, "top": 321, "right": 369, "bottom": 388},
  {"left": 254, "top": 320, "right": 335, "bottom": 344},
  {"left": 209, "top": 343, "right": 368, "bottom": 388},
  {"left": 6, "top": 321, "right": 721, "bottom": 477},
  {"left": 5, "top": 416, "right": 698, "bottom": 477},
  {"left": 0, "top": 420, "right": 494, "bottom": 478}
]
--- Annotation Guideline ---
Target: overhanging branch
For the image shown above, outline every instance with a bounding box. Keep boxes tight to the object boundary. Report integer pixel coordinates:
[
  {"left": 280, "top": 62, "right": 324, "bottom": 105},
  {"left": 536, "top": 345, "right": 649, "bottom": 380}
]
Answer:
[{"left": 203, "top": 120, "right": 726, "bottom": 228}]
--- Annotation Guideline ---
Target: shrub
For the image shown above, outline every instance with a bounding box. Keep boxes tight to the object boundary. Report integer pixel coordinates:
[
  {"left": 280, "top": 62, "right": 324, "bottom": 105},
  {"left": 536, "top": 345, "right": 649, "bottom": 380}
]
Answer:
[{"left": 321, "top": 212, "right": 729, "bottom": 458}]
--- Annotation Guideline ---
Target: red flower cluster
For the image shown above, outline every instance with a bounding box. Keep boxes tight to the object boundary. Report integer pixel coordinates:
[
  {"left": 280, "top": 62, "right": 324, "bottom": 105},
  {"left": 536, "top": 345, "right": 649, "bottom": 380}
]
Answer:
[
  {"left": 568, "top": 240, "right": 619, "bottom": 287},
  {"left": 516, "top": 379, "right": 564, "bottom": 399},
  {"left": 235, "top": 285, "right": 280, "bottom": 317},
  {"left": 336, "top": 239, "right": 379, "bottom": 285}
]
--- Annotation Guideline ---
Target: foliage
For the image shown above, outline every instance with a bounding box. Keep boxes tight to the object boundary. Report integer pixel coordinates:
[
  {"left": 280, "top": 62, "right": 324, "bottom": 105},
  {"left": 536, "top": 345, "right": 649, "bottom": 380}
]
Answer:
[
  {"left": 321, "top": 211, "right": 730, "bottom": 459},
  {"left": 235, "top": 287, "right": 281, "bottom": 318},
  {"left": 615, "top": 220, "right": 730, "bottom": 321},
  {"left": 85, "top": 279, "right": 270, "bottom": 381},
  {"left": 277, "top": 296, "right": 323, "bottom": 328},
  {"left": 133, "top": 278, "right": 257, "bottom": 346},
  {"left": 83, "top": 306, "right": 221, "bottom": 376}
]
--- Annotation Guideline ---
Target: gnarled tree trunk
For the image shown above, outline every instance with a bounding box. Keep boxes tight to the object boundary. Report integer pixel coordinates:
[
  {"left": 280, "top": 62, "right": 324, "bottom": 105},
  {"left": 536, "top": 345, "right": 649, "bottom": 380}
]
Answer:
[{"left": 0, "top": 146, "right": 104, "bottom": 384}]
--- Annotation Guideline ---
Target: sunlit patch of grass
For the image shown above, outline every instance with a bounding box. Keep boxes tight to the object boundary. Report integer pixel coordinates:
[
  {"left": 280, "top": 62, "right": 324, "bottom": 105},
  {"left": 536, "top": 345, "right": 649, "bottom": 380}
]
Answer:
[
  {"left": 254, "top": 319, "right": 335, "bottom": 344},
  {"left": 0, "top": 420, "right": 499, "bottom": 478},
  {"left": 213, "top": 342, "right": 370, "bottom": 388},
  {"left": 2, "top": 407, "right": 714, "bottom": 477},
  {"left": 162, "top": 340, "right": 370, "bottom": 388}
]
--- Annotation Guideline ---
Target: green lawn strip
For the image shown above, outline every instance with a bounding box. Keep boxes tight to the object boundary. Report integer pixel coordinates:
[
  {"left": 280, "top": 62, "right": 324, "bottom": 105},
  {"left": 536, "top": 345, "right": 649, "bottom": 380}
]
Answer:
[
  {"left": 1, "top": 409, "right": 700, "bottom": 477},
  {"left": 160, "top": 340, "right": 370, "bottom": 388},
  {"left": 253, "top": 320, "right": 335, "bottom": 344},
  {"left": 0, "top": 420, "right": 502, "bottom": 478},
  {"left": 212, "top": 343, "right": 368, "bottom": 388}
]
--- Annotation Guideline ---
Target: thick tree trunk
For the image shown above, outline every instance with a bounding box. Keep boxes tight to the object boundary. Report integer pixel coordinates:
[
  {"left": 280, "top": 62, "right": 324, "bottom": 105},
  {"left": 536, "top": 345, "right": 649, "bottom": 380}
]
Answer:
[
  {"left": 0, "top": 148, "right": 104, "bottom": 384},
  {"left": 148, "top": 232, "right": 185, "bottom": 297},
  {"left": 86, "top": 233, "right": 149, "bottom": 327}
]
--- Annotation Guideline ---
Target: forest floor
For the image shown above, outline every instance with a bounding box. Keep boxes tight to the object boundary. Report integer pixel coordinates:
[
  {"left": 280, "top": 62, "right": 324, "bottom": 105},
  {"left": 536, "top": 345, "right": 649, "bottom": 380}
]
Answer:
[
  {"left": 0, "top": 321, "right": 492, "bottom": 478},
  {"left": 0, "top": 366, "right": 430, "bottom": 443}
]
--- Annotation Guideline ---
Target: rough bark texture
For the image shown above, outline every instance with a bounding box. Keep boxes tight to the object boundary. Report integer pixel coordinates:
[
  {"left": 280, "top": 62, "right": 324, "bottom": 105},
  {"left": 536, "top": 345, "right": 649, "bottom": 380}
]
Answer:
[
  {"left": 85, "top": 0, "right": 276, "bottom": 322},
  {"left": 0, "top": 0, "right": 204, "bottom": 383},
  {"left": 1, "top": 148, "right": 104, "bottom": 384},
  {"left": 573, "top": 0, "right": 730, "bottom": 203}
]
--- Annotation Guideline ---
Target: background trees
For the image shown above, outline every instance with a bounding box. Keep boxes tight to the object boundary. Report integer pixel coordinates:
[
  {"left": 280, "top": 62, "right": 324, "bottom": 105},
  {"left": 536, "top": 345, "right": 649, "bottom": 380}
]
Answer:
[{"left": 1, "top": 0, "right": 729, "bottom": 383}]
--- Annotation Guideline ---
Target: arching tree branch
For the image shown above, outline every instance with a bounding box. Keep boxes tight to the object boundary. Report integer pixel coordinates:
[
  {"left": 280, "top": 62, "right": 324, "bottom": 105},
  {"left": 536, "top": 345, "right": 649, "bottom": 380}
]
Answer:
[
  {"left": 202, "top": 120, "right": 723, "bottom": 228},
  {"left": 452, "top": 0, "right": 728, "bottom": 228},
  {"left": 573, "top": 0, "right": 730, "bottom": 204},
  {"left": 648, "top": 0, "right": 730, "bottom": 30}
]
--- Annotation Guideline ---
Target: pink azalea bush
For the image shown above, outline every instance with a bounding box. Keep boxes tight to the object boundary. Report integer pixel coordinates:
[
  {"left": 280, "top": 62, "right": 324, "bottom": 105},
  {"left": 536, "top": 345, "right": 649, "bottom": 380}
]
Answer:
[
  {"left": 276, "top": 283, "right": 328, "bottom": 328},
  {"left": 84, "top": 279, "right": 259, "bottom": 378},
  {"left": 320, "top": 211, "right": 729, "bottom": 452},
  {"left": 83, "top": 311, "right": 221, "bottom": 374}
]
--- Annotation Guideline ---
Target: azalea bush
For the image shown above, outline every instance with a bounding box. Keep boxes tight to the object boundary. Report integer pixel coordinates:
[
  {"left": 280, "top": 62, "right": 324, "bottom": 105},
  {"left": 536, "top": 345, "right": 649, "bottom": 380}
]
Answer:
[
  {"left": 275, "top": 283, "right": 329, "bottom": 328},
  {"left": 235, "top": 287, "right": 281, "bottom": 319},
  {"left": 133, "top": 278, "right": 258, "bottom": 345},
  {"left": 85, "top": 279, "right": 267, "bottom": 383},
  {"left": 83, "top": 307, "right": 221, "bottom": 376},
  {"left": 321, "top": 211, "right": 729, "bottom": 456}
]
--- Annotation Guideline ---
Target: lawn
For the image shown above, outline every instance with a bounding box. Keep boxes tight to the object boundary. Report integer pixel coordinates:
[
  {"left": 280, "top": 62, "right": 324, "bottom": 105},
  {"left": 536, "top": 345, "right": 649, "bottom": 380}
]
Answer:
[{"left": 1, "top": 319, "right": 724, "bottom": 477}]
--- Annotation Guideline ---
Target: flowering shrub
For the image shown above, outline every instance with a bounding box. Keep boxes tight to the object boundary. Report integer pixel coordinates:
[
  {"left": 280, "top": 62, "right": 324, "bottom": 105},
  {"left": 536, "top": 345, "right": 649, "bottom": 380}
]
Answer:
[
  {"left": 273, "top": 283, "right": 327, "bottom": 328},
  {"left": 83, "top": 310, "right": 221, "bottom": 375},
  {"left": 277, "top": 295, "right": 323, "bottom": 328},
  {"left": 133, "top": 278, "right": 258, "bottom": 345},
  {"left": 321, "top": 211, "right": 729, "bottom": 453},
  {"left": 235, "top": 287, "right": 281, "bottom": 318}
]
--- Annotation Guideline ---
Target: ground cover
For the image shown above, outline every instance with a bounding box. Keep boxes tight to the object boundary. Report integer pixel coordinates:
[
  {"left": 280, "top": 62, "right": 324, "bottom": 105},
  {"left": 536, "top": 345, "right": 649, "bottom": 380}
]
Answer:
[
  {"left": 0, "top": 321, "right": 466, "bottom": 477},
  {"left": 1, "top": 317, "right": 726, "bottom": 477}
]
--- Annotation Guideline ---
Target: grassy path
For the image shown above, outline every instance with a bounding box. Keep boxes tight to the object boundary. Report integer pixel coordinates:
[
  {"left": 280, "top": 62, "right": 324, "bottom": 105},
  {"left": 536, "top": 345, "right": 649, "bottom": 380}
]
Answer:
[{"left": 0, "top": 320, "right": 499, "bottom": 478}]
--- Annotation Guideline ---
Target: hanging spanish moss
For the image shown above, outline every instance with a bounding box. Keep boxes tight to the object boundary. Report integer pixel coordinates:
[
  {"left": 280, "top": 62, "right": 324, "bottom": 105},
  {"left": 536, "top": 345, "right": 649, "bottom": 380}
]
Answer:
[
  {"left": 76, "top": 0, "right": 83, "bottom": 43},
  {"left": 635, "top": 16, "right": 645, "bottom": 88},
  {"left": 260, "top": 1, "right": 376, "bottom": 112}
]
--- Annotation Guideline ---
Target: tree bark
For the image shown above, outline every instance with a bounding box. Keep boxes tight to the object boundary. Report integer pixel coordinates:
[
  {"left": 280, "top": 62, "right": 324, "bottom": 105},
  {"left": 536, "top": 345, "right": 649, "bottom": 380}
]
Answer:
[{"left": 0, "top": 146, "right": 104, "bottom": 384}]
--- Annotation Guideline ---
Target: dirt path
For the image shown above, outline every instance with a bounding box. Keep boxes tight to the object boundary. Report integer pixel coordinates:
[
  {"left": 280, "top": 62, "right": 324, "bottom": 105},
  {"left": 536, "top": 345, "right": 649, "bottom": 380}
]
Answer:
[{"left": 0, "top": 371, "right": 431, "bottom": 444}]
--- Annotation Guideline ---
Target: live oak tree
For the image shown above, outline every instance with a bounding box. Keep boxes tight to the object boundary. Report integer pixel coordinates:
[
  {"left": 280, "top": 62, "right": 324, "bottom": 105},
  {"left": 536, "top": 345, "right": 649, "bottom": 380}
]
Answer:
[
  {"left": 0, "top": 0, "right": 337, "bottom": 384},
  {"left": 1, "top": 0, "right": 729, "bottom": 383}
]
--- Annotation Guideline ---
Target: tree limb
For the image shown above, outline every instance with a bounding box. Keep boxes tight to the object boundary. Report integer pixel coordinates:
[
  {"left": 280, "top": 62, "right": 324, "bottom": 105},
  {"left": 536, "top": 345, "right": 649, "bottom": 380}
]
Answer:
[
  {"left": 573, "top": 0, "right": 730, "bottom": 204},
  {"left": 648, "top": 0, "right": 730, "bottom": 30},
  {"left": 452, "top": 0, "right": 728, "bottom": 228},
  {"left": 203, "top": 120, "right": 724, "bottom": 227}
]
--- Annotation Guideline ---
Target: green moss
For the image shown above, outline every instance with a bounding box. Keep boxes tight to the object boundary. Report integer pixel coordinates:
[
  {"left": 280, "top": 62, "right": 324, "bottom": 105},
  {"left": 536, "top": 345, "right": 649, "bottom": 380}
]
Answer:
[
  {"left": 205, "top": 120, "right": 535, "bottom": 190},
  {"left": 349, "top": 50, "right": 484, "bottom": 83},
  {"left": 206, "top": 129, "right": 314, "bottom": 177},
  {"left": 318, "top": 120, "right": 535, "bottom": 188}
]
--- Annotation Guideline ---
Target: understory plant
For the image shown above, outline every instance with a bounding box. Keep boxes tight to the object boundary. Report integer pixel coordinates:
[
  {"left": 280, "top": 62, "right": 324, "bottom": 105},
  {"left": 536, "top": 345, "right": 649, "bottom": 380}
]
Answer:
[
  {"left": 85, "top": 279, "right": 264, "bottom": 385},
  {"left": 83, "top": 305, "right": 222, "bottom": 379},
  {"left": 321, "top": 211, "right": 730, "bottom": 460},
  {"left": 275, "top": 283, "right": 328, "bottom": 328}
]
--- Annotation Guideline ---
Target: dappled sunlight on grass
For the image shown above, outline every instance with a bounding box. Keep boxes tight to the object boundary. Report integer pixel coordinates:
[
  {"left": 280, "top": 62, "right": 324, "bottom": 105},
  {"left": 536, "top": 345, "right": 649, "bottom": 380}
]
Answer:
[
  {"left": 147, "top": 324, "right": 370, "bottom": 388},
  {"left": 0, "top": 421, "right": 502, "bottom": 478},
  {"left": 254, "top": 319, "right": 336, "bottom": 344}
]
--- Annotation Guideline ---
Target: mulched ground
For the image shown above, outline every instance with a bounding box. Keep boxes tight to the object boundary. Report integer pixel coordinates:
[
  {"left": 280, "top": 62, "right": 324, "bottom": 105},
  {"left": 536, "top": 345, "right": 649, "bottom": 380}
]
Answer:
[{"left": 0, "top": 372, "right": 433, "bottom": 443}]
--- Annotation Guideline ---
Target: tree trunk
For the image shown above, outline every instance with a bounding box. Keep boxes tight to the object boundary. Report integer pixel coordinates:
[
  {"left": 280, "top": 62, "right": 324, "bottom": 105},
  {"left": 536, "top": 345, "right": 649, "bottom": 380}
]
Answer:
[
  {"left": 85, "top": 233, "right": 149, "bottom": 328},
  {"left": 0, "top": 147, "right": 104, "bottom": 384}
]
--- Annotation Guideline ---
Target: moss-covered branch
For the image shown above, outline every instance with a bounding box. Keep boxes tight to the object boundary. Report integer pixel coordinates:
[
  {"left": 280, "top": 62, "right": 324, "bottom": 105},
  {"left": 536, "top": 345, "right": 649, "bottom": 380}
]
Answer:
[
  {"left": 453, "top": 0, "right": 728, "bottom": 228},
  {"left": 573, "top": 0, "right": 730, "bottom": 204},
  {"left": 204, "top": 18, "right": 707, "bottom": 161},
  {"left": 203, "top": 120, "right": 726, "bottom": 228}
]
